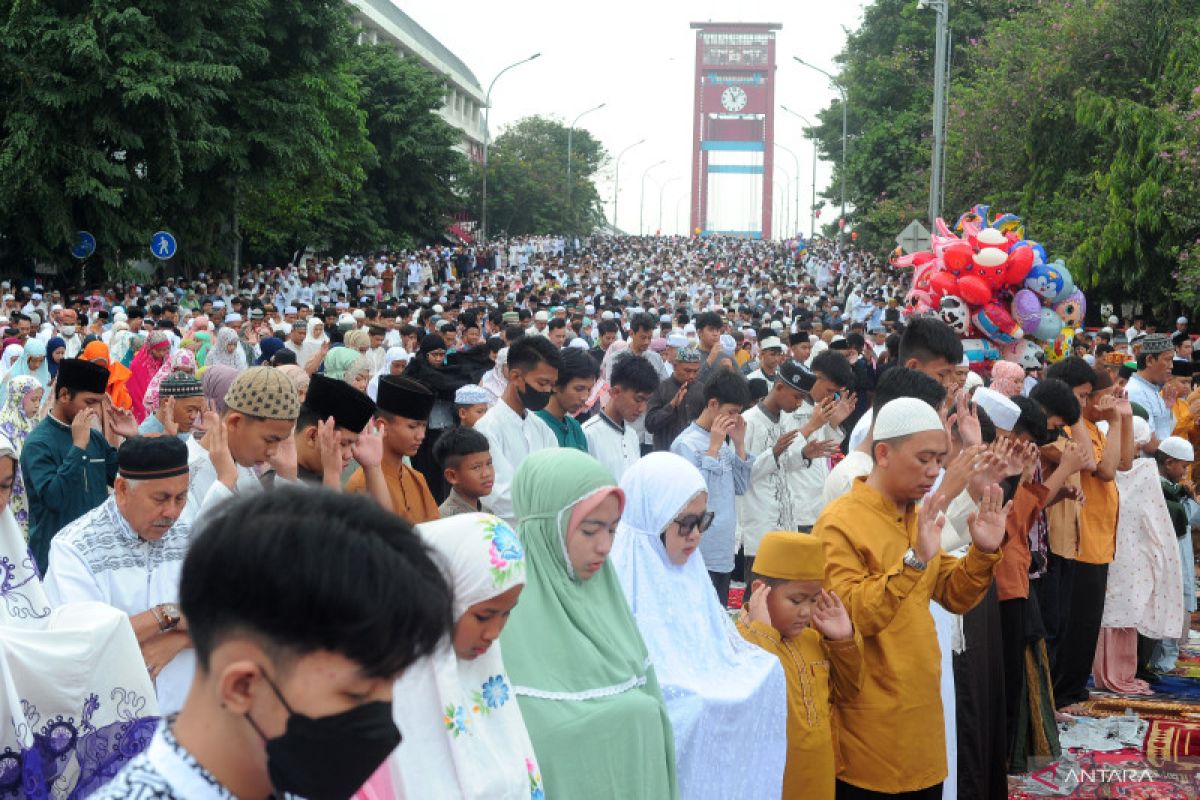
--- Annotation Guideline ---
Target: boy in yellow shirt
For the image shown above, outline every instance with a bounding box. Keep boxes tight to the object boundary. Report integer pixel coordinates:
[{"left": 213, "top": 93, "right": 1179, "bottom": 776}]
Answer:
[{"left": 737, "top": 530, "right": 863, "bottom": 799}]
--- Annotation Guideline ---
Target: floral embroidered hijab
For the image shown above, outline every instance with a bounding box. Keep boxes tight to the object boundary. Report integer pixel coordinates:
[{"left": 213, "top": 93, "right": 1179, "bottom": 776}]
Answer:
[{"left": 385, "top": 513, "right": 543, "bottom": 800}]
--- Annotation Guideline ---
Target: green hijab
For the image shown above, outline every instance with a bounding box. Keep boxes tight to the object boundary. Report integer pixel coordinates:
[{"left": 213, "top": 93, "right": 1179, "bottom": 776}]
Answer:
[
  {"left": 501, "top": 448, "right": 678, "bottom": 800},
  {"left": 322, "top": 346, "right": 360, "bottom": 380}
]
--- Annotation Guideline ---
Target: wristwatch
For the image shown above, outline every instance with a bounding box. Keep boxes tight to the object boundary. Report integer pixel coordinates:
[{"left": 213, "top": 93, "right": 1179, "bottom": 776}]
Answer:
[
  {"left": 902, "top": 548, "right": 927, "bottom": 572},
  {"left": 153, "top": 603, "right": 182, "bottom": 632}
]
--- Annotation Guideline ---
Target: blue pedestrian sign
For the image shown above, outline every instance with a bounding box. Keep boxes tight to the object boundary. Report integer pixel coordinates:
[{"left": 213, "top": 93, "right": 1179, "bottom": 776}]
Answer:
[
  {"left": 151, "top": 231, "right": 177, "bottom": 260},
  {"left": 71, "top": 231, "right": 96, "bottom": 260}
]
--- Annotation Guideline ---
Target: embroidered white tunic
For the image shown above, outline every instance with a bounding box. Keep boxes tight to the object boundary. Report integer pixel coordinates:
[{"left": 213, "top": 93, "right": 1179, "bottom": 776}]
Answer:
[{"left": 43, "top": 496, "right": 195, "bottom": 715}]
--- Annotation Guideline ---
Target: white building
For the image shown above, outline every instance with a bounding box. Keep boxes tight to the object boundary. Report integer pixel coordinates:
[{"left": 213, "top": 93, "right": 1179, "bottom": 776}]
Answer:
[{"left": 348, "top": 0, "right": 486, "bottom": 161}]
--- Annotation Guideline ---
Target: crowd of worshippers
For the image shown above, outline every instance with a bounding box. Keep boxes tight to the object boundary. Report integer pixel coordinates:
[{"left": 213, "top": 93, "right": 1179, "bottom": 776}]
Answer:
[{"left": 0, "top": 233, "right": 1196, "bottom": 799}]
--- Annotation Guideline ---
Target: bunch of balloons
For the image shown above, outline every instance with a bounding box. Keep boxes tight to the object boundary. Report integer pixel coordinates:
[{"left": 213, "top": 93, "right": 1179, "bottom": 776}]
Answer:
[{"left": 894, "top": 204, "right": 1084, "bottom": 361}]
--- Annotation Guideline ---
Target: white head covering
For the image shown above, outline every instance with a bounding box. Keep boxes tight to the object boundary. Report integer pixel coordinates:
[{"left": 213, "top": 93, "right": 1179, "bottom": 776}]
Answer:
[
  {"left": 297, "top": 317, "right": 328, "bottom": 366},
  {"left": 972, "top": 387, "right": 1019, "bottom": 432},
  {"left": 367, "top": 346, "right": 411, "bottom": 401},
  {"left": 609, "top": 453, "right": 787, "bottom": 799},
  {"left": 1159, "top": 436, "right": 1195, "bottom": 462},
  {"left": 389, "top": 514, "right": 541, "bottom": 800},
  {"left": 874, "top": 397, "right": 945, "bottom": 440},
  {"left": 481, "top": 348, "right": 509, "bottom": 407}
]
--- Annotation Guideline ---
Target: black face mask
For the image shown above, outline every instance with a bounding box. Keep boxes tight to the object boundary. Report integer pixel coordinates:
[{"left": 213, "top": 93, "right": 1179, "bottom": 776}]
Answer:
[
  {"left": 246, "top": 669, "right": 401, "bottom": 800},
  {"left": 518, "top": 381, "right": 552, "bottom": 413}
]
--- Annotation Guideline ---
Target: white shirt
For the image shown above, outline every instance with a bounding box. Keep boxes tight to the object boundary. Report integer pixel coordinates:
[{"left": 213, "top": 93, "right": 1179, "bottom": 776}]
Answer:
[
  {"left": 583, "top": 411, "right": 641, "bottom": 483},
  {"left": 179, "top": 436, "right": 293, "bottom": 526},
  {"left": 736, "top": 403, "right": 811, "bottom": 553},
  {"left": 476, "top": 400, "right": 557, "bottom": 524},
  {"left": 43, "top": 496, "right": 195, "bottom": 714}
]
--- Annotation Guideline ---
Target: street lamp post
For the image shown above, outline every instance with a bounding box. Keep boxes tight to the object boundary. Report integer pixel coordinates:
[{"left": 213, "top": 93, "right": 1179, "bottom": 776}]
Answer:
[
  {"left": 780, "top": 105, "right": 819, "bottom": 239},
  {"left": 639, "top": 160, "right": 665, "bottom": 236},
  {"left": 480, "top": 52, "right": 541, "bottom": 244},
  {"left": 565, "top": 102, "right": 606, "bottom": 234},
  {"left": 657, "top": 176, "right": 681, "bottom": 235},
  {"left": 611, "top": 138, "right": 645, "bottom": 234},
  {"left": 774, "top": 164, "right": 792, "bottom": 241},
  {"left": 775, "top": 142, "right": 801, "bottom": 238},
  {"left": 794, "top": 57, "right": 848, "bottom": 235},
  {"left": 918, "top": 0, "right": 950, "bottom": 226},
  {"left": 675, "top": 193, "right": 688, "bottom": 236}
]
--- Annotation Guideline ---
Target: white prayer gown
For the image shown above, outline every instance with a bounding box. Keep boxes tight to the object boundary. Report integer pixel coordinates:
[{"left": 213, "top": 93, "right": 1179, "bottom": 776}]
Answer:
[
  {"left": 610, "top": 452, "right": 787, "bottom": 800},
  {"left": 0, "top": 465, "right": 158, "bottom": 795}
]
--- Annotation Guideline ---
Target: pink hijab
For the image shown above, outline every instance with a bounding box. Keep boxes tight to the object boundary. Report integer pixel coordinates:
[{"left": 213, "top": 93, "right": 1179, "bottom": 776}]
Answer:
[
  {"left": 144, "top": 349, "right": 197, "bottom": 414},
  {"left": 126, "top": 332, "right": 171, "bottom": 421}
]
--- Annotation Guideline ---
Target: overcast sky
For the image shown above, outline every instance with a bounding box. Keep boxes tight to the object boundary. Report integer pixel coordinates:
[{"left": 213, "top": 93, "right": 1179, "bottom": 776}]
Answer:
[{"left": 397, "top": 1, "right": 869, "bottom": 238}]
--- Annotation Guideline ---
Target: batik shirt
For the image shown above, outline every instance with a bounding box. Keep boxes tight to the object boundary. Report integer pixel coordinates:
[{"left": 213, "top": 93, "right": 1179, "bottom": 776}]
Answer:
[{"left": 91, "top": 719, "right": 296, "bottom": 799}]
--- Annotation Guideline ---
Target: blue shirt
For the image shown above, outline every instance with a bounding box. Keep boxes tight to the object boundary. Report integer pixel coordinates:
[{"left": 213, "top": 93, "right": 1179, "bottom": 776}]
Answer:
[
  {"left": 670, "top": 422, "right": 755, "bottom": 573},
  {"left": 1126, "top": 373, "right": 1174, "bottom": 441},
  {"left": 138, "top": 414, "right": 191, "bottom": 442}
]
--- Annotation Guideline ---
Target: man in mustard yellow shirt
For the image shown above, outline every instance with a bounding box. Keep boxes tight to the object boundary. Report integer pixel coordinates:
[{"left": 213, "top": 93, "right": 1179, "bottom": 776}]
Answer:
[{"left": 814, "top": 397, "right": 1008, "bottom": 798}]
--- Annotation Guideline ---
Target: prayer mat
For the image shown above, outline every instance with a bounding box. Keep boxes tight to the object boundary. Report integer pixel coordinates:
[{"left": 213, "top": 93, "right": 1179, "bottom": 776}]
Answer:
[
  {"left": 1145, "top": 717, "right": 1200, "bottom": 764},
  {"left": 1151, "top": 675, "right": 1200, "bottom": 700},
  {"left": 1078, "top": 696, "right": 1200, "bottom": 720},
  {"left": 1007, "top": 747, "right": 1200, "bottom": 798}
]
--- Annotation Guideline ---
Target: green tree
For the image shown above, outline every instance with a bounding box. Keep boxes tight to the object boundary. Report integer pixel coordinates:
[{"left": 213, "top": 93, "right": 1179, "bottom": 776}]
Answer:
[
  {"left": 0, "top": 0, "right": 369, "bottom": 277},
  {"left": 315, "top": 43, "right": 467, "bottom": 254},
  {"left": 470, "top": 116, "right": 606, "bottom": 238}
]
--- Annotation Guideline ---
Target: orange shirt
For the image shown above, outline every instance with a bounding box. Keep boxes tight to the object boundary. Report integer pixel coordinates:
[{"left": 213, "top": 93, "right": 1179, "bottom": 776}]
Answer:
[
  {"left": 996, "top": 482, "right": 1049, "bottom": 602},
  {"left": 1042, "top": 437, "right": 1081, "bottom": 558},
  {"left": 1076, "top": 419, "right": 1119, "bottom": 564},
  {"left": 346, "top": 454, "right": 439, "bottom": 524}
]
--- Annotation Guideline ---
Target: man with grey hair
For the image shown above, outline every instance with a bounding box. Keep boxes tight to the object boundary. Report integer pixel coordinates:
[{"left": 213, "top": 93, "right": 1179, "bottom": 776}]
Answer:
[{"left": 43, "top": 436, "right": 194, "bottom": 714}]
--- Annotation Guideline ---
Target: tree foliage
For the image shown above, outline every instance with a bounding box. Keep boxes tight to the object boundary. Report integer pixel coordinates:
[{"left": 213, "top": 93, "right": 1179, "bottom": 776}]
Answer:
[
  {"left": 0, "top": 0, "right": 467, "bottom": 278},
  {"left": 470, "top": 116, "right": 607, "bottom": 238},
  {"left": 811, "top": 0, "right": 1200, "bottom": 311}
]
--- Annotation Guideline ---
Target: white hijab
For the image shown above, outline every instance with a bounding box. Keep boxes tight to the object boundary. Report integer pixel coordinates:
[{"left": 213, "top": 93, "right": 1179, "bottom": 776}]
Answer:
[
  {"left": 367, "top": 346, "right": 410, "bottom": 401},
  {"left": 389, "top": 513, "right": 542, "bottom": 800},
  {"left": 610, "top": 452, "right": 787, "bottom": 800},
  {"left": 480, "top": 347, "right": 508, "bottom": 407},
  {"left": 297, "top": 317, "right": 328, "bottom": 366}
]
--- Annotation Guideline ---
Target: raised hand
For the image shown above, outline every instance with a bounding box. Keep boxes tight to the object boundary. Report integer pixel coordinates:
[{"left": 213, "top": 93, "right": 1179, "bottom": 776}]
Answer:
[
  {"left": 802, "top": 437, "right": 839, "bottom": 460},
  {"left": 949, "top": 389, "right": 982, "bottom": 448},
  {"left": 269, "top": 432, "right": 299, "bottom": 481},
  {"left": 202, "top": 404, "right": 238, "bottom": 490},
  {"left": 316, "top": 417, "right": 342, "bottom": 479},
  {"left": 708, "top": 414, "right": 732, "bottom": 453},
  {"left": 1094, "top": 393, "right": 1119, "bottom": 421},
  {"left": 938, "top": 444, "right": 986, "bottom": 502},
  {"left": 809, "top": 396, "right": 838, "bottom": 429},
  {"left": 104, "top": 396, "right": 138, "bottom": 440},
  {"left": 352, "top": 418, "right": 385, "bottom": 469},
  {"left": 830, "top": 392, "right": 857, "bottom": 427},
  {"left": 727, "top": 413, "right": 747, "bottom": 450},
  {"left": 772, "top": 428, "right": 802, "bottom": 460},
  {"left": 70, "top": 406, "right": 97, "bottom": 450},
  {"left": 157, "top": 397, "right": 179, "bottom": 437},
  {"left": 967, "top": 483, "right": 1011, "bottom": 554},
  {"left": 916, "top": 490, "right": 950, "bottom": 563},
  {"left": 811, "top": 590, "right": 854, "bottom": 641},
  {"left": 743, "top": 583, "right": 773, "bottom": 627}
]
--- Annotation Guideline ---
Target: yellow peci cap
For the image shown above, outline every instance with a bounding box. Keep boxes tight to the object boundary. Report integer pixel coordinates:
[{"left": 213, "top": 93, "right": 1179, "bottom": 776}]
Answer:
[{"left": 751, "top": 531, "right": 826, "bottom": 582}]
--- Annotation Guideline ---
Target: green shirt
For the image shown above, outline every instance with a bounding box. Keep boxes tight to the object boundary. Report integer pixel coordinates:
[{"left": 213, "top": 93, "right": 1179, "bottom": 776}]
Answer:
[
  {"left": 21, "top": 414, "right": 118, "bottom": 573},
  {"left": 535, "top": 410, "right": 589, "bottom": 452}
]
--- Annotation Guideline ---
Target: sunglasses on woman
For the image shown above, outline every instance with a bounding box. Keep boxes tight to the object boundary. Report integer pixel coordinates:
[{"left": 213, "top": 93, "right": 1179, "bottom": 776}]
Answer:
[{"left": 672, "top": 511, "right": 715, "bottom": 537}]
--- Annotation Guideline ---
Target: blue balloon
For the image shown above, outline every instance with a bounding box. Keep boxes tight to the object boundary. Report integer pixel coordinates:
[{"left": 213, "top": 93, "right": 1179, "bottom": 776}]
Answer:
[
  {"left": 1049, "top": 260, "right": 1076, "bottom": 303},
  {"left": 1024, "top": 262, "right": 1065, "bottom": 301},
  {"left": 1034, "top": 307, "right": 1062, "bottom": 341}
]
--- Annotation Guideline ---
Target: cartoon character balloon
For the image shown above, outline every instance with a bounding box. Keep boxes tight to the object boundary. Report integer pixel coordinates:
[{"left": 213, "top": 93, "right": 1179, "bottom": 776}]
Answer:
[
  {"left": 1034, "top": 307, "right": 1063, "bottom": 341},
  {"left": 1053, "top": 289, "right": 1085, "bottom": 329},
  {"left": 939, "top": 295, "right": 972, "bottom": 336},
  {"left": 1024, "top": 262, "right": 1067, "bottom": 301},
  {"left": 972, "top": 302, "right": 1023, "bottom": 345}
]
